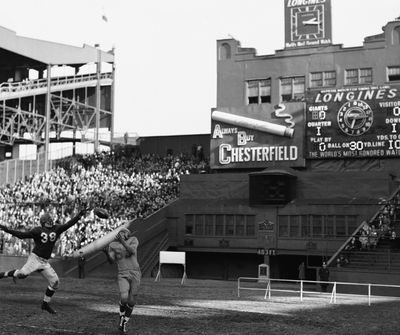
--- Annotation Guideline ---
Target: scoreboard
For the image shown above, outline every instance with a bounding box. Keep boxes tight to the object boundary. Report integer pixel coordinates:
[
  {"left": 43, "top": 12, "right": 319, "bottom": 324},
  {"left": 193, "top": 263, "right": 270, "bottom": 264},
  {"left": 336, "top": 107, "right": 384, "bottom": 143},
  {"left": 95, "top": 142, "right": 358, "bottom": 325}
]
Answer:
[{"left": 306, "top": 85, "right": 400, "bottom": 159}]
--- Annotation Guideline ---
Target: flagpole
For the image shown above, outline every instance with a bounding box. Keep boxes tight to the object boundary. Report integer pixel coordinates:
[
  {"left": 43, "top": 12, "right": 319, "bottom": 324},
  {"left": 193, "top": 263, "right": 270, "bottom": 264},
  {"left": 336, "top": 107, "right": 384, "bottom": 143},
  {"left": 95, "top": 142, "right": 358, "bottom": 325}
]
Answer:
[
  {"left": 95, "top": 44, "right": 101, "bottom": 152},
  {"left": 111, "top": 46, "right": 115, "bottom": 151}
]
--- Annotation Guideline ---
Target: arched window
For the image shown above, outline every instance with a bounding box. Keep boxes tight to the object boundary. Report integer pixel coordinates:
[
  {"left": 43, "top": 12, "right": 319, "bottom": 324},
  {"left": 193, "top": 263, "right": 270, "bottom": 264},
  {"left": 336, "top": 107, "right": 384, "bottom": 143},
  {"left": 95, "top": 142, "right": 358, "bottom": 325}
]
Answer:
[
  {"left": 219, "top": 43, "right": 231, "bottom": 60},
  {"left": 393, "top": 26, "right": 400, "bottom": 44}
]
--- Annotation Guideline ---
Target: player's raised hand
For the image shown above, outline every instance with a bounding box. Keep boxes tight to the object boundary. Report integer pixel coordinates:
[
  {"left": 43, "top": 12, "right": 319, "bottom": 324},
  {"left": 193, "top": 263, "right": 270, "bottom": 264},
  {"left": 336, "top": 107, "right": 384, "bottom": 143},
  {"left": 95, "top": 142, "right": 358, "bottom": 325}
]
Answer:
[
  {"left": 78, "top": 202, "right": 92, "bottom": 216},
  {"left": 86, "top": 197, "right": 96, "bottom": 211}
]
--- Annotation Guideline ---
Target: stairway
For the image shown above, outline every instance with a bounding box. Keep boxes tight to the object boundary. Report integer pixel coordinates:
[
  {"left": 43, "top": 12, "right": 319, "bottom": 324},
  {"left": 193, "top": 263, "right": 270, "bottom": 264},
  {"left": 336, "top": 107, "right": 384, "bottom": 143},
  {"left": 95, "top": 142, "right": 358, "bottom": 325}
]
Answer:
[
  {"left": 342, "top": 245, "right": 400, "bottom": 273},
  {"left": 326, "top": 186, "right": 400, "bottom": 293}
]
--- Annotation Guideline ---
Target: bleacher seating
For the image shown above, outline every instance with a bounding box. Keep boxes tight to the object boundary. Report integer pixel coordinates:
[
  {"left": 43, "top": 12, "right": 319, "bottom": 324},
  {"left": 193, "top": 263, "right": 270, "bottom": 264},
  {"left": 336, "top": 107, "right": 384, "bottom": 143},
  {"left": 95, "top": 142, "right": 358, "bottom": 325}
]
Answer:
[
  {"left": 334, "top": 190, "right": 400, "bottom": 273},
  {"left": 0, "top": 150, "right": 209, "bottom": 258}
]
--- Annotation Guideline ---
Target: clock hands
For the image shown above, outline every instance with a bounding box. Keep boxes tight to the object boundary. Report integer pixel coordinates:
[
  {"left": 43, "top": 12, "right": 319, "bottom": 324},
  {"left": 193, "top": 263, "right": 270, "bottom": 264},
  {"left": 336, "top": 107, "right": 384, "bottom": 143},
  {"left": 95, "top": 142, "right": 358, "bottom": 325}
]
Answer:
[
  {"left": 302, "top": 17, "right": 320, "bottom": 25},
  {"left": 347, "top": 111, "right": 368, "bottom": 129}
]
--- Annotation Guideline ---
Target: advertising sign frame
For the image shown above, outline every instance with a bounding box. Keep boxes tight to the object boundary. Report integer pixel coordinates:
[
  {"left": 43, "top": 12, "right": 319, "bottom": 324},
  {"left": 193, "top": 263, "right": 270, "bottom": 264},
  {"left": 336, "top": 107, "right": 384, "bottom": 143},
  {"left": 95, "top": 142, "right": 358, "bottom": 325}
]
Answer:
[
  {"left": 306, "top": 85, "right": 400, "bottom": 159},
  {"left": 210, "top": 103, "right": 306, "bottom": 169}
]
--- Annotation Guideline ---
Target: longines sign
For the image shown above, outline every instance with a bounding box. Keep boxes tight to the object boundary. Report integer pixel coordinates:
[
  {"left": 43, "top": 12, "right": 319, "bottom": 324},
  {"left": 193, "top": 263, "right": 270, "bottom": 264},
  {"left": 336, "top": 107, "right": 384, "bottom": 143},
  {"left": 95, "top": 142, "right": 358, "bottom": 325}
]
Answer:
[
  {"left": 287, "top": 0, "right": 327, "bottom": 7},
  {"left": 284, "top": 0, "right": 332, "bottom": 49},
  {"left": 306, "top": 85, "right": 400, "bottom": 159}
]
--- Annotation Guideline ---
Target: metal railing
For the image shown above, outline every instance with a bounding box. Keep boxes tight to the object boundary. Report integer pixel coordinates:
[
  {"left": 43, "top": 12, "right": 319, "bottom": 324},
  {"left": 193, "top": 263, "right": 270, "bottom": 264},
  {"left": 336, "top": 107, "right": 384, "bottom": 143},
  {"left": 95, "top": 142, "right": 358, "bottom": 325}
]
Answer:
[
  {"left": 0, "top": 73, "right": 112, "bottom": 97},
  {"left": 237, "top": 277, "right": 400, "bottom": 306}
]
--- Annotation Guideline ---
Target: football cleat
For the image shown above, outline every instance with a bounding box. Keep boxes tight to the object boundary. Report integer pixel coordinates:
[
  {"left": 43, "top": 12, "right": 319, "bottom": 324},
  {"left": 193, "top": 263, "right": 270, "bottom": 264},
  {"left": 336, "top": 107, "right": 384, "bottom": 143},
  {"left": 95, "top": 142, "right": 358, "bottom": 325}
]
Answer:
[
  {"left": 41, "top": 301, "right": 57, "bottom": 314},
  {"left": 118, "top": 316, "right": 124, "bottom": 331},
  {"left": 0, "top": 272, "right": 5, "bottom": 279},
  {"left": 119, "top": 318, "right": 127, "bottom": 334}
]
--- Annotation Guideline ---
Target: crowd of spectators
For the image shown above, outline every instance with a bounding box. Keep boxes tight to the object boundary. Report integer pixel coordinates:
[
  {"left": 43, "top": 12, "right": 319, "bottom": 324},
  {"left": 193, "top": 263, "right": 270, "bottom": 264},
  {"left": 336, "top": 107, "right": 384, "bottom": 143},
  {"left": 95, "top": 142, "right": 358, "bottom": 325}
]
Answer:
[
  {"left": 337, "top": 193, "right": 400, "bottom": 267},
  {"left": 0, "top": 149, "right": 209, "bottom": 257}
]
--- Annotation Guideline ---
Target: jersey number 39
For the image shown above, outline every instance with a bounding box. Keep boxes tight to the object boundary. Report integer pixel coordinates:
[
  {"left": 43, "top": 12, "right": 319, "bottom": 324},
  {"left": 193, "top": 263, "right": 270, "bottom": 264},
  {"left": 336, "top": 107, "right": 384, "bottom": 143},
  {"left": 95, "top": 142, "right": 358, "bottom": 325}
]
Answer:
[{"left": 40, "top": 232, "right": 57, "bottom": 243}]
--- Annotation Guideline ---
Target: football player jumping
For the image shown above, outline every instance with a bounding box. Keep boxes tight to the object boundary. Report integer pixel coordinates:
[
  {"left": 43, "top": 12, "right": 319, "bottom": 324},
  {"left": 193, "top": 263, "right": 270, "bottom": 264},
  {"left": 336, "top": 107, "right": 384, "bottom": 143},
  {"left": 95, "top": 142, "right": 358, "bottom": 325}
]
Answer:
[
  {"left": 103, "top": 227, "right": 141, "bottom": 335},
  {"left": 0, "top": 206, "right": 89, "bottom": 314}
]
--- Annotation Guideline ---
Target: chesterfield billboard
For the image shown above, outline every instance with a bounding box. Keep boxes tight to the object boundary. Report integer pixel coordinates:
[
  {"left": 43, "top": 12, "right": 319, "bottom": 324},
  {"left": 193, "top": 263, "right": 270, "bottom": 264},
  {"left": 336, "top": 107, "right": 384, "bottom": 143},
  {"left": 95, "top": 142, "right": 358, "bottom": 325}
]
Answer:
[
  {"left": 306, "top": 85, "right": 400, "bottom": 159},
  {"left": 210, "top": 103, "right": 305, "bottom": 169}
]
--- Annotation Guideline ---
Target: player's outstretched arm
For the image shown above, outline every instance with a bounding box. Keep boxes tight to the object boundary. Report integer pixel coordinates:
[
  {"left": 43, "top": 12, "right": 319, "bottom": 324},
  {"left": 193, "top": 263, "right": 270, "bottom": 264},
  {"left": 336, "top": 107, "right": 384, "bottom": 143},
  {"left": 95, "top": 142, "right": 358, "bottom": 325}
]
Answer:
[
  {"left": 0, "top": 224, "right": 34, "bottom": 239},
  {"left": 57, "top": 206, "right": 89, "bottom": 234}
]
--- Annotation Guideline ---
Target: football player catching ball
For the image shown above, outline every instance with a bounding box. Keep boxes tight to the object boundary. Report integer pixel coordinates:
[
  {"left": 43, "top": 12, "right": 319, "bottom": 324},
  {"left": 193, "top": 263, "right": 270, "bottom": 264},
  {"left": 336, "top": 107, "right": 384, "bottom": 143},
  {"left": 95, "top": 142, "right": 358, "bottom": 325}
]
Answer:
[
  {"left": 103, "top": 227, "right": 141, "bottom": 335},
  {"left": 0, "top": 205, "right": 89, "bottom": 314}
]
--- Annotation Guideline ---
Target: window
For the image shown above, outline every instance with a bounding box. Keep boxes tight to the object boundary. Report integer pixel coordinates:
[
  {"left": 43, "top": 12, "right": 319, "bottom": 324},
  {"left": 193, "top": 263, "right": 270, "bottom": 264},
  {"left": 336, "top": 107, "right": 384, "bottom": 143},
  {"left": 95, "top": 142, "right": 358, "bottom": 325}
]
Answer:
[
  {"left": 324, "top": 71, "right": 337, "bottom": 86},
  {"left": 325, "top": 216, "right": 335, "bottom": 237},
  {"left": 278, "top": 214, "right": 358, "bottom": 239},
  {"left": 280, "top": 76, "right": 305, "bottom": 102},
  {"left": 347, "top": 215, "right": 358, "bottom": 235},
  {"left": 290, "top": 216, "right": 300, "bottom": 237},
  {"left": 312, "top": 215, "right": 323, "bottom": 237},
  {"left": 279, "top": 216, "right": 289, "bottom": 237},
  {"left": 394, "top": 27, "right": 400, "bottom": 45},
  {"left": 215, "top": 215, "right": 224, "bottom": 235},
  {"left": 246, "top": 216, "right": 255, "bottom": 236},
  {"left": 310, "top": 72, "right": 322, "bottom": 88},
  {"left": 345, "top": 69, "right": 358, "bottom": 85},
  {"left": 194, "top": 215, "right": 204, "bottom": 235},
  {"left": 219, "top": 43, "right": 231, "bottom": 60},
  {"left": 359, "top": 68, "right": 373, "bottom": 84},
  {"left": 185, "top": 214, "right": 194, "bottom": 234},
  {"left": 336, "top": 215, "right": 346, "bottom": 237},
  {"left": 226, "top": 215, "right": 235, "bottom": 236},
  {"left": 345, "top": 68, "right": 372, "bottom": 85},
  {"left": 185, "top": 214, "right": 256, "bottom": 237},
  {"left": 310, "top": 71, "right": 336, "bottom": 88},
  {"left": 388, "top": 66, "right": 400, "bottom": 82},
  {"left": 236, "top": 215, "right": 245, "bottom": 236},
  {"left": 301, "top": 215, "right": 310, "bottom": 237},
  {"left": 247, "top": 79, "right": 271, "bottom": 104},
  {"left": 205, "top": 215, "right": 214, "bottom": 235}
]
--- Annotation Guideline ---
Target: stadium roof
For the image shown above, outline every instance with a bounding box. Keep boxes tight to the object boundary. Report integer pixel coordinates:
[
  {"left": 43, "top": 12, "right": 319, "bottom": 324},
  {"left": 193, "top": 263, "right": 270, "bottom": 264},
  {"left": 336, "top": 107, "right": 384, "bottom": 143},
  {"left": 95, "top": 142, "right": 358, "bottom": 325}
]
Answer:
[{"left": 0, "top": 25, "right": 114, "bottom": 66}]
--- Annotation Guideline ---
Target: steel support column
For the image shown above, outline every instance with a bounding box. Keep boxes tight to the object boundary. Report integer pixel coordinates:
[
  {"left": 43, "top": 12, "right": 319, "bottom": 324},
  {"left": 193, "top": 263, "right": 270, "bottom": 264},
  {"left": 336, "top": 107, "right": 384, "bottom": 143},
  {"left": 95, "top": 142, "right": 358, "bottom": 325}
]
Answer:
[
  {"left": 95, "top": 48, "right": 101, "bottom": 152},
  {"left": 44, "top": 64, "right": 51, "bottom": 171}
]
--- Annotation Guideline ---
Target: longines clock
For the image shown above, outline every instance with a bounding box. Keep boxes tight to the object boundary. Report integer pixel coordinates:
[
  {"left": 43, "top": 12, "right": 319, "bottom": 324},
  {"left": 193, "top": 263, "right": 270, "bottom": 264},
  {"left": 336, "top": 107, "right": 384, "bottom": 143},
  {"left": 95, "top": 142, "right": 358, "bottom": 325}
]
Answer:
[
  {"left": 285, "top": 0, "right": 332, "bottom": 49},
  {"left": 291, "top": 5, "right": 325, "bottom": 41}
]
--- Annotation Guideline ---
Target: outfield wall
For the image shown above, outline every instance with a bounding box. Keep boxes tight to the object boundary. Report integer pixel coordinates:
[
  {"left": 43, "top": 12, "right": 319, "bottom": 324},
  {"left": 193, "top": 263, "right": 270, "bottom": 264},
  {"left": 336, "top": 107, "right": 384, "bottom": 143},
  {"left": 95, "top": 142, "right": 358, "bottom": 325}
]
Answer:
[{"left": 166, "top": 165, "right": 397, "bottom": 279}]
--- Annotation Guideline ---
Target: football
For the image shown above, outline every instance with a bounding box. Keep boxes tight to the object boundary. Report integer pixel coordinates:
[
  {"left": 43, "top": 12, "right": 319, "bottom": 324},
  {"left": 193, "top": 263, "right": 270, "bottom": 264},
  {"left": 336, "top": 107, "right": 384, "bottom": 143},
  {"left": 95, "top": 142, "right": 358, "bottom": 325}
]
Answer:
[{"left": 93, "top": 208, "right": 110, "bottom": 219}]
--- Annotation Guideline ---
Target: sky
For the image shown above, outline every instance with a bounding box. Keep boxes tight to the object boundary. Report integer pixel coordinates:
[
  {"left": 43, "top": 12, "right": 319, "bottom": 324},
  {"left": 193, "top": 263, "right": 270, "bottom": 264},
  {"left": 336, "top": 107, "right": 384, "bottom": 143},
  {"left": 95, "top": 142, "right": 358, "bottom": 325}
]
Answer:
[{"left": 0, "top": 0, "right": 399, "bottom": 137}]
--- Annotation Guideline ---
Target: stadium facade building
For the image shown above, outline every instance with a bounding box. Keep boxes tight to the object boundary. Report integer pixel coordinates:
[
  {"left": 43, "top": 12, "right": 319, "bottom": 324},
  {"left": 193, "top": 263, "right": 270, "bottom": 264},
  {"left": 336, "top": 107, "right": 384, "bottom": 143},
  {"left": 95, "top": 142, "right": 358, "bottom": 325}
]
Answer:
[{"left": 166, "top": 1, "right": 400, "bottom": 281}]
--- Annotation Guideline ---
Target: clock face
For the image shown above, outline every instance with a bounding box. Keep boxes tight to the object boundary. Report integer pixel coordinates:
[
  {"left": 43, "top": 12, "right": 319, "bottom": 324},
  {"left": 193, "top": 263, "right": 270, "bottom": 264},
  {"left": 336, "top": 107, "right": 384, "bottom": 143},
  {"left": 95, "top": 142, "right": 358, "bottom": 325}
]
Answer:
[
  {"left": 291, "top": 5, "right": 325, "bottom": 41},
  {"left": 337, "top": 100, "right": 374, "bottom": 136}
]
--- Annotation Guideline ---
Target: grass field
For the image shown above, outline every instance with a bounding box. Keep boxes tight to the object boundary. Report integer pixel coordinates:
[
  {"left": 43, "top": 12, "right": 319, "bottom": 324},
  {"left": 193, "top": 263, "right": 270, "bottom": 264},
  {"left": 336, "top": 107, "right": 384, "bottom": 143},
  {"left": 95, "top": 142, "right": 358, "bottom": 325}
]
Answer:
[{"left": 1, "top": 274, "right": 400, "bottom": 335}]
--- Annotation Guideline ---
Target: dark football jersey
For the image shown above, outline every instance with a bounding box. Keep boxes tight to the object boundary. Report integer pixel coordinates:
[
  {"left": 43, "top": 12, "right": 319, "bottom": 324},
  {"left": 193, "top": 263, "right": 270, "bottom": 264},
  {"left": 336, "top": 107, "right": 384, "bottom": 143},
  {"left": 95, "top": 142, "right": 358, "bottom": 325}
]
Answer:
[
  {"left": 2, "top": 210, "right": 85, "bottom": 259},
  {"left": 30, "top": 225, "right": 64, "bottom": 259}
]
